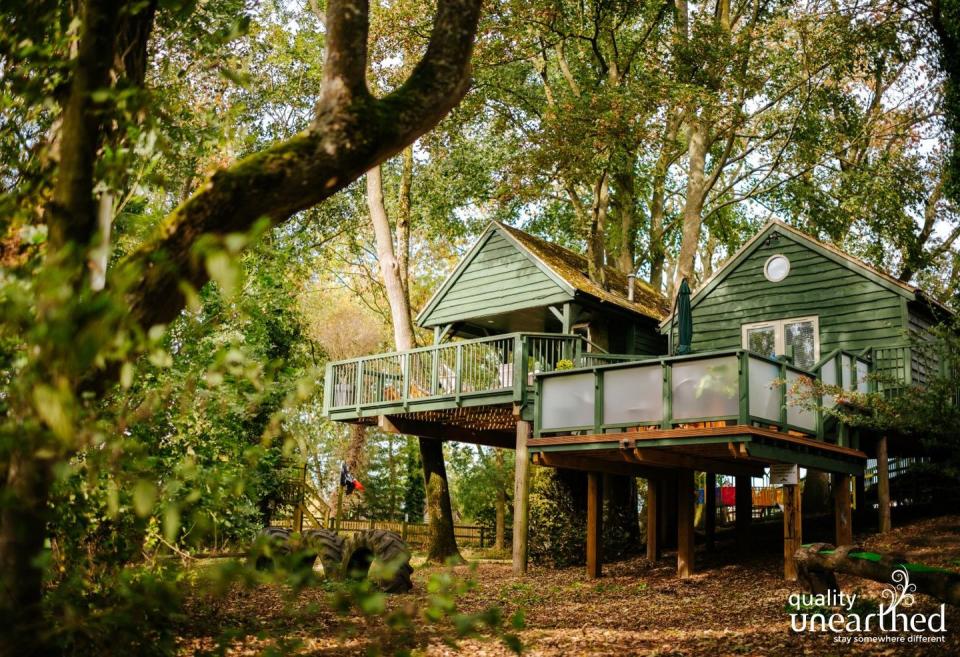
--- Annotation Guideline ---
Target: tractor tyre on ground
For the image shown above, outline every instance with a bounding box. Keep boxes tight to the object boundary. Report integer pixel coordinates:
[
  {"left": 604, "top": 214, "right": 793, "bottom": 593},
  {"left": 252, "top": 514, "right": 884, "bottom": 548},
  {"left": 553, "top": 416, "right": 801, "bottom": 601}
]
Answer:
[
  {"left": 339, "top": 529, "right": 413, "bottom": 593},
  {"left": 302, "top": 528, "right": 345, "bottom": 577},
  {"left": 255, "top": 526, "right": 292, "bottom": 570}
]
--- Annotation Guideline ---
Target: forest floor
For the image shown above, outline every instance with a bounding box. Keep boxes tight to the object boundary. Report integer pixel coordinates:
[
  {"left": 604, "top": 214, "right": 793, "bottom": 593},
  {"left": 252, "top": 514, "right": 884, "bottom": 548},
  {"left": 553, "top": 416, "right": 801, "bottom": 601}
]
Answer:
[{"left": 179, "top": 513, "right": 960, "bottom": 656}]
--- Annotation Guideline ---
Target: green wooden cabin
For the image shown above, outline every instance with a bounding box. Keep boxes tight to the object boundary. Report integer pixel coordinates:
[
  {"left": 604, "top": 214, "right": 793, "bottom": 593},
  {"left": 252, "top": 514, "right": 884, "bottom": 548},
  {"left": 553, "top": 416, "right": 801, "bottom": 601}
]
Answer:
[
  {"left": 661, "top": 219, "right": 949, "bottom": 379},
  {"left": 323, "top": 219, "right": 952, "bottom": 580},
  {"left": 323, "top": 221, "right": 670, "bottom": 442},
  {"left": 417, "top": 221, "right": 668, "bottom": 354}
]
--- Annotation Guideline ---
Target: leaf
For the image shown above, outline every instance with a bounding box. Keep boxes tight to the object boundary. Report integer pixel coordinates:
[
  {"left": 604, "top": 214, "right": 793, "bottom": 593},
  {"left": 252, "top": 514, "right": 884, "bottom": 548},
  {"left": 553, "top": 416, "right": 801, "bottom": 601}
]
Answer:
[
  {"left": 107, "top": 480, "right": 119, "bottom": 518},
  {"left": 205, "top": 251, "right": 241, "bottom": 297},
  {"left": 163, "top": 505, "right": 181, "bottom": 543},
  {"left": 133, "top": 480, "right": 157, "bottom": 517},
  {"left": 32, "top": 384, "right": 74, "bottom": 442},
  {"left": 120, "top": 362, "right": 134, "bottom": 389}
]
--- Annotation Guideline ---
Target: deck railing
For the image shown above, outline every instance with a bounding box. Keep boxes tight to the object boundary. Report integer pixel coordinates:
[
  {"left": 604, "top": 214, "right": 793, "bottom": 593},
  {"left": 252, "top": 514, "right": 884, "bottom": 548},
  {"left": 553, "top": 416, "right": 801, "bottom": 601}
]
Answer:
[
  {"left": 324, "top": 332, "right": 612, "bottom": 416},
  {"left": 535, "top": 349, "right": 820, "bottom": 438}
]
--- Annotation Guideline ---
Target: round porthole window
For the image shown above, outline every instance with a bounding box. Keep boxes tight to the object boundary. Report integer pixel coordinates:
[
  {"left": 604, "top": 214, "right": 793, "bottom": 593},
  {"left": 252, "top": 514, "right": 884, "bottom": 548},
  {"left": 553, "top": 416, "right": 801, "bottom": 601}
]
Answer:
[{"left": 764, "top": 254, "right": 790, "bottom": 282}]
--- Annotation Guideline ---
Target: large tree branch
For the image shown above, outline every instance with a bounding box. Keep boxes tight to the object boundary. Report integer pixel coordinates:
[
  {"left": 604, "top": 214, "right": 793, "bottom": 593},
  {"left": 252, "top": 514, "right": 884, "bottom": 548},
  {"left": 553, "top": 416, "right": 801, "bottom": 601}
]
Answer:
[{"left": 122, "top": 0, "right": 483, "bottom": 330}]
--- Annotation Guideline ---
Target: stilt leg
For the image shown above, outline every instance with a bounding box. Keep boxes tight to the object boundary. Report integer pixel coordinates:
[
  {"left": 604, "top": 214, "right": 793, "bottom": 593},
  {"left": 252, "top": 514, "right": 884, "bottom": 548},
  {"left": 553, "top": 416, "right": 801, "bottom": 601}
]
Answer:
[
  {"left": 512, "top": 420, "right": 531, "bottom": 575},
  {"left": 877, "top": 436, "right": 891, "bottom": 534},
  {"left": 646, "top": 478, "right": 659, "bottom": 561},
  {"left": 677, "top": 469, "right": 694, "bottom": 578},
  {"left": 834, "top": 473, "right": 853, "bottom": 546},
  {"left": 587, "top": 471, "right": 602, "bottom": 579},
  {"left": 783, "top": 483, "right": 802, "bottom": 581}
]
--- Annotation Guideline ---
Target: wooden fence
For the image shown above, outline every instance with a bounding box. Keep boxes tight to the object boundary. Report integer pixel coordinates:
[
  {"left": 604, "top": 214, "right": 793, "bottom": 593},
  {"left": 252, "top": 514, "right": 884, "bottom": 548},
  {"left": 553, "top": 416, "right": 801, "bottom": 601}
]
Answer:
[{"left": 327, "top": 518, "right": 490, "bottom": 548}]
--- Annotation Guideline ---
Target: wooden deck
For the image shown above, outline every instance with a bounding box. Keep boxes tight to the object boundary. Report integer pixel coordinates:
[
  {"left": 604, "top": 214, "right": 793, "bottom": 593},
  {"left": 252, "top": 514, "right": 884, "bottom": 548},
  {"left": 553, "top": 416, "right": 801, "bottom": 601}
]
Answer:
[
  {"left": 323, "top": 332, "right": 640, "bottom": 423},
  {"left": 529, "top": 424, "right": 867, "bottom": 476}
]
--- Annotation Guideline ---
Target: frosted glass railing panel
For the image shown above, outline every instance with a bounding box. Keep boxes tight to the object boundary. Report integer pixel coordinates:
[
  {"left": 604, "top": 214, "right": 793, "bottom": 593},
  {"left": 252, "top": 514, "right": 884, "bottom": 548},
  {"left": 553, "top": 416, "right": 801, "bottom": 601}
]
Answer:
[
  {"left": 541, "top": 373, "right": 595, "bottom": 430},
  {"left": 856, "top": 359, "right": 869, "bottom": 394},
  {"left": 671, "top": 356, "right": 738, "bottom": 420},
  {"left": 841, "top": 355, "right": 853, "bottom": 390},
  {"left": 786, "top": 370, "right": 816, "bottom": 431},
  {"left": 603, "top": 365, "right": 663, "bottom": 425},
  {"left": 748, "top": 357, "right": 780, "bottom": 422},
  {"left": 820, "top": 358, "right": 837, "bottom": 408}
]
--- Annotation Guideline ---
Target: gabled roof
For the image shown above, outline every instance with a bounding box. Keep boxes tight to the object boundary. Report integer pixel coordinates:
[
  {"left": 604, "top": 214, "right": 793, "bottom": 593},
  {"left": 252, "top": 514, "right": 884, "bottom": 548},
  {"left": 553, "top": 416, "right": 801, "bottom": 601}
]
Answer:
[
  {"left": 659, "top": 219, "right": 952, "bottom": 328},
  {"left": 416, "top": 222, "right": 670, "bottom": 327}
]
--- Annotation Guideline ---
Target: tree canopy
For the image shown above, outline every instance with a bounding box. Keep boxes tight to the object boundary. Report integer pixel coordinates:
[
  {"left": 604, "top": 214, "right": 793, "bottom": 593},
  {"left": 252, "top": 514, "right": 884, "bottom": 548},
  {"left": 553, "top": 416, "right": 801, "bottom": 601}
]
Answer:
[{"left": 2, "top": 0, "right": 960, "bottom": 655}]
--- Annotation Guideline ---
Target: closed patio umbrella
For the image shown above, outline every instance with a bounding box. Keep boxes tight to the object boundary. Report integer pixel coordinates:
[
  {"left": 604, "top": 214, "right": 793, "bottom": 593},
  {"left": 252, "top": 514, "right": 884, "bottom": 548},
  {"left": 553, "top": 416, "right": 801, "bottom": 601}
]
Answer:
[{"left": 676, "top": 278, "right": 693, "bottom": 355}]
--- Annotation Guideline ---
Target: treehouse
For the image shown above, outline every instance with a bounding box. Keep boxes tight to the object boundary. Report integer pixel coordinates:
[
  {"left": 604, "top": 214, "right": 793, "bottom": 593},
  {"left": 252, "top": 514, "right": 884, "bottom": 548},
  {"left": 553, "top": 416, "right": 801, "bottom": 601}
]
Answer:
[
  {"left": 324, "top": 221, "right": 670, "bottom": 443},
  {"left": 323, "top": 219, "right": 952, "bottom": 582}
]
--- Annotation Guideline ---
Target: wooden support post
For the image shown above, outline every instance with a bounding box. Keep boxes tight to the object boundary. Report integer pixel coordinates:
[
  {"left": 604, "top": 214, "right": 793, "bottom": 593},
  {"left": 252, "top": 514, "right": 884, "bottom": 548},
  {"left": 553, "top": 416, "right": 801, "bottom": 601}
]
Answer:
[
  {"left": 854, "top": 474, "right": 866, "bottom": 525},
  {"left": 783, "top": 483, "right": 802, "bottom": 581},
  {"left": 586, "top": 471, "right": 602, "bottom": 579},
  {"left": 662, "top": 474, "right": 678, "bottom": 549},
  {"left": 735, "top": 474, "right": 751, "bottom": 548},
  {"left": 512, "top": 420, "right": 531, "bottom": 575},
  {"left": 877, "top": 436, "right": 891, "bottom": 534},
  {"left": 834, "top": 473, "right": 853, "bottom": 546},
  {"left": 705, "top": 472, "right": 716, "bottom": 550},
  {"left": 646, "top": 478, "right": 659, "bottom": 561},
  {"left": 677, "top": 469, "right": 694, "bottom": 578}
]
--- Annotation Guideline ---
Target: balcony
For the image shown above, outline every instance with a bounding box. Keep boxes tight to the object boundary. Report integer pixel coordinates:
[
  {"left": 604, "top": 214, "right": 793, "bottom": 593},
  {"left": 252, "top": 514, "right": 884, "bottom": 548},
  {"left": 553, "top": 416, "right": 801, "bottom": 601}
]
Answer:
[
  {"left": 535, "top": 349, "right": 829, "bottom": 437},
  {"left": 531, "top": 349, "right": 878, "bottom": 475},
  {"left": 322, "top": 332, "right": 645, "bottom": 423}
]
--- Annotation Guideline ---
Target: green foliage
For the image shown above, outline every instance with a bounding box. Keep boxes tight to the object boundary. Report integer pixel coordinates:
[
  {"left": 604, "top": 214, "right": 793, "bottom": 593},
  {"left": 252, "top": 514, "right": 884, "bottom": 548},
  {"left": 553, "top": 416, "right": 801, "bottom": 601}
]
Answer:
[
  {"left": 402, "top": 439, "right": 427, "bottom": 522},
  {"left": 355, "top": 433, "right": 423, "bottom": 521},
  {"left": 528, "top": 468, "right": 586, "bottom": 568},
  {"left": 792, "top": 321, "right": 960, "bottom": 485},
  {"left": 448, "top": 444, "right": 513, "bottom": 534}
]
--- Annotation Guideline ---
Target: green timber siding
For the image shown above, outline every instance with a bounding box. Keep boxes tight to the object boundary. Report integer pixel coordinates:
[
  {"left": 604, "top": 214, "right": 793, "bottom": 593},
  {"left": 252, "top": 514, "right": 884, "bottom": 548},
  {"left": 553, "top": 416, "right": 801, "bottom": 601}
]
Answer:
[
  {"left": 633, "top": 319, "right": 667, "bottom": 355},
  {"left": 419, "top": 231, "right": 572, "bottom": 327},
  {"left": 680, "top": 235, "right": 908, "bottom": 354}
]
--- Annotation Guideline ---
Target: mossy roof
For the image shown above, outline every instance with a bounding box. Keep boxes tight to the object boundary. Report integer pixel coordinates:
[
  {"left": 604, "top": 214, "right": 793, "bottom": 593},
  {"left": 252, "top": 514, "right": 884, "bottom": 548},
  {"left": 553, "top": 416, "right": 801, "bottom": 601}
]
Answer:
[{"left": 495, "top": 222, "right": 671, "bottom": 321}]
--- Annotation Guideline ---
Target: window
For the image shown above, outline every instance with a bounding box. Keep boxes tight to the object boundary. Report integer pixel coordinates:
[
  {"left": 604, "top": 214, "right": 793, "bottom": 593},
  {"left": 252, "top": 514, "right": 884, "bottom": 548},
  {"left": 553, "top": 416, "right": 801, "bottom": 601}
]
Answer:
[
  {"left": 741, "top": 316, "right": 819, "bottom": 369},
  {"left": 763, "top": 254, "right": 791, "bottom": 282}
]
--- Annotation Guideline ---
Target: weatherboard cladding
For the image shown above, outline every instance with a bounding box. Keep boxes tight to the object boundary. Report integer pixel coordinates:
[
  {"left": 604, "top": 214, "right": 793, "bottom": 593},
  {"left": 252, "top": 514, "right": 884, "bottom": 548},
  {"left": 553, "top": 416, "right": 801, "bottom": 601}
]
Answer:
[
  {"left": 419, "top": 230, "right": 573, "bottom": 326},
  {"left": 418, "top": 223, "right": 670, "bottom": 329},
  {"left": 678, "top": 233, "right": 908, "bottom": 354}
]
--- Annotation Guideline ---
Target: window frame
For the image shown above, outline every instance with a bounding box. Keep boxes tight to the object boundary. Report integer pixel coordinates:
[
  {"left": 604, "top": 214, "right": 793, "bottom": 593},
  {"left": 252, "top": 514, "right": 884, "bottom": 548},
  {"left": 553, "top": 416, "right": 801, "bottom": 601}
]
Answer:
[
  {"left": 741, "top": 315, "right": 820, "bottom": 368},
  {"left": 763, "top": 253, "right": 791, "bottom": 282}
]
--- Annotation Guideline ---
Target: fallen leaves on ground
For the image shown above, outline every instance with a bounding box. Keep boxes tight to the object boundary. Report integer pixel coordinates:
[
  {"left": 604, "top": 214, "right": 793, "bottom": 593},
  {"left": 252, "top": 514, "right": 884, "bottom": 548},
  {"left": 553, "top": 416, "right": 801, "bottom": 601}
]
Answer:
[{"left": 178, "top": 514, "right": 960, "bottom": 656}]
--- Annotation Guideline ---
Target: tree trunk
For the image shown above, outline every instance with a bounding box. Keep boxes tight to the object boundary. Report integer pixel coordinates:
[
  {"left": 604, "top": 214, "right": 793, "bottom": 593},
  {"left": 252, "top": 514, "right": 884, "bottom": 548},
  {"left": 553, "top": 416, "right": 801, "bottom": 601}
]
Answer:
[
  {"left": 613, "top": 167, "right": 637, "bottom": 275},
  {"left": 495, "top": 448, "right": 506, "bottom": 552},
  {"left": 701, "top": 229, "right": 718, "bottom": 280},
  {"left": 675, "top": 117, "right": 708, "bottom": 290},
  {"left": 0, "top": 451, "right": 53, "bottom": 656},
  {"left": 586, "top": 172, "right": 610, "bottom": 287},
  {"left": 648, "top": 109, "right": 680, "bottom": 293},
  {"left": 367, "top": 165, "right": 417, "bottom": 351},
  {"left": 802, "top": 470, "right": 831, "bottom": 514},
  {"left": 397, "top": 145, "right": 413, "bottom": 295},
  {"left": 369, "top": 158, "right": 462, "bottom": 560},
  {"left": 795, "top": 543, "right": 960, "bottom": 606},
  {"left": 419, "top": 437, "right": 463, "bottom": 563}
]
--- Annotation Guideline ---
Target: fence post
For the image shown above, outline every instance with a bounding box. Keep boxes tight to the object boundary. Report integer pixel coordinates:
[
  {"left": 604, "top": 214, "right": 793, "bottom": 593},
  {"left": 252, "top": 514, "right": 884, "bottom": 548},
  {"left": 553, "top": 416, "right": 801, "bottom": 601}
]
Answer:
[
  {"left": 354, "top": 360, "right": 363, "bottom": 411},
  {"left": 479, "top": 526, "right": 485, "bottom": 548},
  {"left": 401, "top": 521, "right": 408, "bottom": 542}
]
